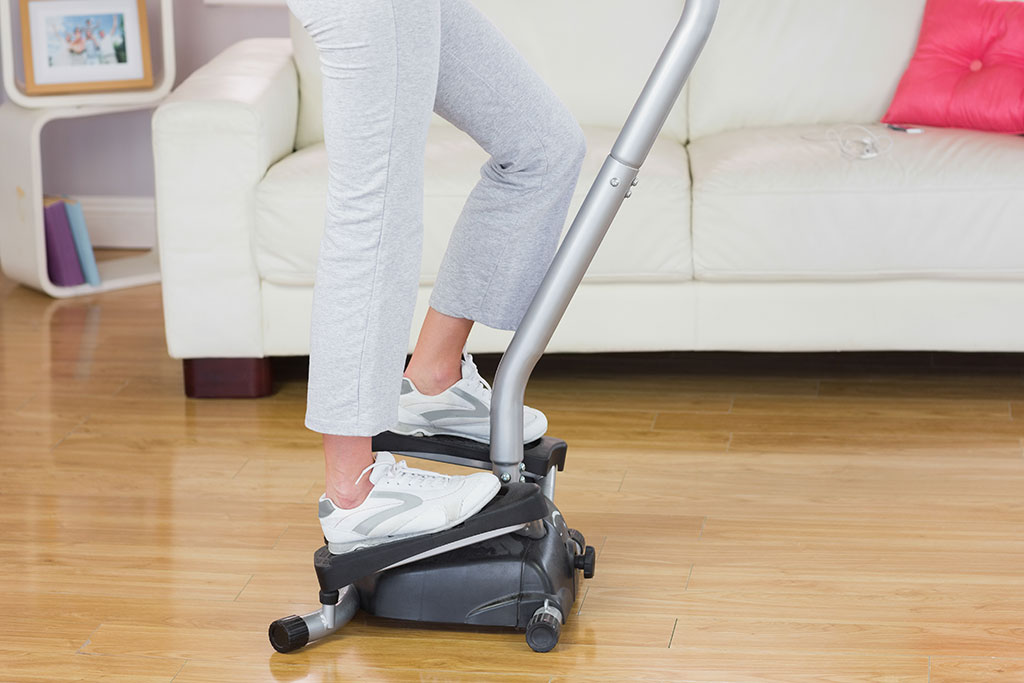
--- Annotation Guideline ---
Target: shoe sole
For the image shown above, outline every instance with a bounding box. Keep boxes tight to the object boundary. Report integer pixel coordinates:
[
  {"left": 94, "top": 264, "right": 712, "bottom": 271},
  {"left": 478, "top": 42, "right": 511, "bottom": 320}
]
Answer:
[
  {"left": 327, "top": 477, "right": 501, "bottom": 555},
  {"left": 392, "top": 422, "right": 544, "bottom": 445}
]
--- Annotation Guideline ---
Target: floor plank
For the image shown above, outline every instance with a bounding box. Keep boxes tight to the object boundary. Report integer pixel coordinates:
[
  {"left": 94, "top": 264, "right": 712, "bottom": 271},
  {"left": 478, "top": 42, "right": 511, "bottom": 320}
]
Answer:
[{"left": 930, "top": 656, "right": 1024, "bottom": 683}]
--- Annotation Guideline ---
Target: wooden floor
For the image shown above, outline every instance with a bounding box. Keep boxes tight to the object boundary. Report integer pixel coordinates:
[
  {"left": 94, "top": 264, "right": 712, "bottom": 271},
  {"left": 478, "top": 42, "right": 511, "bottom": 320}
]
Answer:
[{"left": 3, "top": 266, "right": 1024, "bottom": 682}]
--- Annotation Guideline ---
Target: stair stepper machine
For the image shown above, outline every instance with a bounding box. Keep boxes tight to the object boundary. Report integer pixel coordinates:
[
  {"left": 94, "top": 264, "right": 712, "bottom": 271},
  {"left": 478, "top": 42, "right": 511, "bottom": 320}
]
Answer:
[{"left": 269, "top": 0, "right": 718, "bottom": 654}]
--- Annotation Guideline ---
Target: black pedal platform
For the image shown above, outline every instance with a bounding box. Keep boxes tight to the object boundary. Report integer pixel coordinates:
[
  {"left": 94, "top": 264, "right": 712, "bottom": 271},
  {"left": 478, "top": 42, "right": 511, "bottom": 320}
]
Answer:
[
  {"left": 371, "top": 432, "right": 567, "bottom": 478},
  {"left": 315, "top": 482, "right": 549, "bottom": 592}
]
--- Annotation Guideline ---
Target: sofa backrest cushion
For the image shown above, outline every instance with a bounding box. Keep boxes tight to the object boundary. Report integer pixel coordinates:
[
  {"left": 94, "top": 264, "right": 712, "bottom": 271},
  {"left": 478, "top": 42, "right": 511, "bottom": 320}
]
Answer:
[
  {"left": 290, "top": 0, "right": 690, "bottom": 149},
  {"left": 689, "top": 0, "right": 928, "bottom": 139}
]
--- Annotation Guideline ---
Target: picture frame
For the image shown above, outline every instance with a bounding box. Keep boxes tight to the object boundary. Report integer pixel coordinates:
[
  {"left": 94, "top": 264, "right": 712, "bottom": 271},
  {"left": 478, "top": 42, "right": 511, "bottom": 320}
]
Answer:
[{"left": 19, "top": 0, "right": 153, "bottom": 95}]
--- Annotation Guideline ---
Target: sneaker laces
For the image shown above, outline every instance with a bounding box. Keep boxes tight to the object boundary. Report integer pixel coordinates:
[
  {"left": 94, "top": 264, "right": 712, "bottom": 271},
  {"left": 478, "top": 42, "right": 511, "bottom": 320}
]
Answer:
[
  {"left": 461, "top": 351, "right": 493, "bottom": 398},
  {"left": 354, "top": 457, "right": 450, "bottom": 488}
]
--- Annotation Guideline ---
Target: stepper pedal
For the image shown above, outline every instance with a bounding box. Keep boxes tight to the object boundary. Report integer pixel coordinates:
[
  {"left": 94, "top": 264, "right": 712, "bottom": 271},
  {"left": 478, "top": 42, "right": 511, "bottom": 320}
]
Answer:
[
  {"left": 371, "top": 432, "right": 567, "bottom": 478},
  {"left": 315, "top": 482, "right": 550, "bottom": 591}
]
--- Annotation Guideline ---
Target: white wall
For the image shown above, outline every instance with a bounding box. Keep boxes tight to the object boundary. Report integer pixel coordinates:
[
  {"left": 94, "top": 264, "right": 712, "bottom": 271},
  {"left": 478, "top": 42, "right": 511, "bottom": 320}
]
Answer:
[{"left": 1, "top": 0, "right": 290, "bottom": 199}]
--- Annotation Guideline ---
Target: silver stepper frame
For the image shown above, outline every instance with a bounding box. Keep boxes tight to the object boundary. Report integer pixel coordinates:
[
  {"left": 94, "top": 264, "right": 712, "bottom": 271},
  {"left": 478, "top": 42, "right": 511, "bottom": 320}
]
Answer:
[{"left": 489, "top": 0, "right": 720, "bottom": 487}]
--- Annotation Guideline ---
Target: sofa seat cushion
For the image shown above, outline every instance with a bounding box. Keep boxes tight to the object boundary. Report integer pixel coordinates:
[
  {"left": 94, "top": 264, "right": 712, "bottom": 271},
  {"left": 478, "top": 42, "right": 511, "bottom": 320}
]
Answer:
[
  {"left": 689, "top": 124, "right": 1024, "bottom": 281},
  {"left": 254, "top": 123, "right": 693, "bottom": 287}
]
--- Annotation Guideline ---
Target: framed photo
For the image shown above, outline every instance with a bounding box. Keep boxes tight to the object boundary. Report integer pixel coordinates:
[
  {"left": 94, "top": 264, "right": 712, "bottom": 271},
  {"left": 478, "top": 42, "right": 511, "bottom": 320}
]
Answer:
[{"left": 20, "top": 0, "right": 154, "bottom": 95}]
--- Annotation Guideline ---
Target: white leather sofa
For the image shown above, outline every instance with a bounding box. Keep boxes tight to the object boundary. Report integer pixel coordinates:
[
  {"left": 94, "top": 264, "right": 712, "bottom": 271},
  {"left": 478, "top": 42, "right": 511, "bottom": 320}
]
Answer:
[{"left": 152, "top": 0, "right": 1024, "bottom": 396}]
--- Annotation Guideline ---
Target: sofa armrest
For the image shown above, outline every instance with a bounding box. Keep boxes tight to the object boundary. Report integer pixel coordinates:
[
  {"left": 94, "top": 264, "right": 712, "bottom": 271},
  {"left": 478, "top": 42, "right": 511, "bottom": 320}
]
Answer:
[{"left": 152, "top": 37, "right": 298, "bottom": 360}]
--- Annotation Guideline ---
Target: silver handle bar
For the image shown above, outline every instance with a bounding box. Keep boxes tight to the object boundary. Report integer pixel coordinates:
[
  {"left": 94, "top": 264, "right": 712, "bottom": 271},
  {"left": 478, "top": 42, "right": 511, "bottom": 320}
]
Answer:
[{"left": 489, "top": 0, "right": 720, "bottom": 480}]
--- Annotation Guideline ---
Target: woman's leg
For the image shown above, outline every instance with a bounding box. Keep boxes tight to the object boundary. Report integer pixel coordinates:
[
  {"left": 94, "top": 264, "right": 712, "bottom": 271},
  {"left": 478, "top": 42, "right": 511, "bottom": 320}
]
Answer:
[
  {"left": 295, "top": 0, "right": 586, "bottom": 510},
  {"left": 393, "top": 0, "right": 588, "bottom": 443},
  {"left": 291, "top": 0, "right": 442, "bottom": 506},
  {"left": 428, "top": 0, "right": 588, "bottom": 330}
]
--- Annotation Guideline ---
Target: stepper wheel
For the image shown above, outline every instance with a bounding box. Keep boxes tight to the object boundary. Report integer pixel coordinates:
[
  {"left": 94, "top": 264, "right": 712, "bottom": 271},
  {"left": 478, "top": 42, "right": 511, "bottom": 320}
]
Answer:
[
  {"left": 525, "top": 610, "right": 561, "bottom": 653},
  {"left": 568, "top": 528, "right": 586, "bottom": 553},
  {"left": 269, "top": 615, "right": 309, "bottom": 653}
]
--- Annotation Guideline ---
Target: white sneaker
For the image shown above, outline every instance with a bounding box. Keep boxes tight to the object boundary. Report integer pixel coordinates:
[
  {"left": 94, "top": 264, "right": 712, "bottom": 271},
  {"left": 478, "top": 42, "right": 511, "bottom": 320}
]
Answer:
[
  {"left": 394, "top": 351, "right": 548, "bottom": 444},
  {"left": 318, "top": 452, "right": 500, "bottom": 554}
]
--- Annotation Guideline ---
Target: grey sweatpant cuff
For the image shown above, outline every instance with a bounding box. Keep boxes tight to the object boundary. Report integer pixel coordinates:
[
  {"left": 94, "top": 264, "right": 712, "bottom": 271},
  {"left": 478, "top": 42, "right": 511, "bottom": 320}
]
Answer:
[
  {"left": 428, "top": 292, "right": 518, "bottom": 333},
  {"left": 304, "top": 413, "right": 396, "bottom": 438}
]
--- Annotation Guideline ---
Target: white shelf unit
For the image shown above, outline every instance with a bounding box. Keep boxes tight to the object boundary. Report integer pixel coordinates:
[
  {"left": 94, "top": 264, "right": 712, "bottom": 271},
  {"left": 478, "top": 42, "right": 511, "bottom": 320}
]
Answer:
[
  {"left": 0, "top": 102, "right": 164, "bottom": 297},
  {"left": 0, "top": 0, "right": 176, "bottom": 108},
  {"left": 0, "top": 0, "right": 175, "bottom": 297}
]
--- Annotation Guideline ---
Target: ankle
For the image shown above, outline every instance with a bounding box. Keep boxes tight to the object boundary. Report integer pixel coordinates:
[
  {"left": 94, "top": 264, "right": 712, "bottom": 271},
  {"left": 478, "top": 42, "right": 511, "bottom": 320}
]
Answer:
[
  {"left": 323, "top": 434, "right": 374, "bottom": 509},
  {"left": 327, "top": 479, "right": 373, "bottom": 510},
  {"left": 404, "top": 365, "right": 460, "bottom": 397}
]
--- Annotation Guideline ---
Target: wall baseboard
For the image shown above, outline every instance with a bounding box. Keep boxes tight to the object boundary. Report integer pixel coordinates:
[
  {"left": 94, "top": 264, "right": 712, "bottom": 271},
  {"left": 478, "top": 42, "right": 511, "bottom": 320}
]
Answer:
[{"left": 77, "top": 195, "right": 156, "bottom": 249}]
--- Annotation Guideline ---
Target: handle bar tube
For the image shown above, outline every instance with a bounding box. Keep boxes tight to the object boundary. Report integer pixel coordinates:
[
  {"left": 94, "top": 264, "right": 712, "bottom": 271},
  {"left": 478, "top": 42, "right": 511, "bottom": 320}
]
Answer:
[{"left": 489, "top": 0, "right": 720, "bottom": 480}]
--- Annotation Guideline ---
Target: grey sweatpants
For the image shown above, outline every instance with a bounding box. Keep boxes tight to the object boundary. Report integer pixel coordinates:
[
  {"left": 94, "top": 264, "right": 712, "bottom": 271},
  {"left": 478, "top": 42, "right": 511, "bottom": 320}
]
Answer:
[{"left": 288, "top": 0, "right": 588, "bottom": 436}]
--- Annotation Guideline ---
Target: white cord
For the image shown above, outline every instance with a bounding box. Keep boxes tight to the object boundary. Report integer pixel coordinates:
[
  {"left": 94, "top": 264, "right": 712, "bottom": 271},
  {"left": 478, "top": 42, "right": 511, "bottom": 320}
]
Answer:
[{"left": 801, "top": 125, "right": 894, "bottom": 161}]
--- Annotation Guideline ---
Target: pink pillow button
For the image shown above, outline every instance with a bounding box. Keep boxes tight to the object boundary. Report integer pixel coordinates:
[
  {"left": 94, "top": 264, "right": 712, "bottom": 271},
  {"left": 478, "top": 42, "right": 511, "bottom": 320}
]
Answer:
[{"left": 969, "top": 59, "right": 984, "bottom": 72}]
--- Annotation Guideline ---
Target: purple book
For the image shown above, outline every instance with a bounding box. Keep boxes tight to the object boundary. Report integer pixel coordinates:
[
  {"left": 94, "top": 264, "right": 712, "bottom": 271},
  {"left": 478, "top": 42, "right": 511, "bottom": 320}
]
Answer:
[{"left": 43, "top": 198, "right": 85, "bottom": 287}]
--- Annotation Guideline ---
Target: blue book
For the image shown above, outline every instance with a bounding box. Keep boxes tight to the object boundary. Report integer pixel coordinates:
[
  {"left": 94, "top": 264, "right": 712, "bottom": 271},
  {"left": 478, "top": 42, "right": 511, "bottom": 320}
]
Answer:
[{"left": 59, "top": 196, "right": 101, "bottom": 286}]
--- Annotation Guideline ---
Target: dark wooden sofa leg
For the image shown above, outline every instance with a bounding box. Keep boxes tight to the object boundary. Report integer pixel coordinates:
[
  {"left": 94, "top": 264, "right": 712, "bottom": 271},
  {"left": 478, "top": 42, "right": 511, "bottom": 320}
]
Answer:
[{"left": 183, "top": 358, "right": 274, "bottom": 398}]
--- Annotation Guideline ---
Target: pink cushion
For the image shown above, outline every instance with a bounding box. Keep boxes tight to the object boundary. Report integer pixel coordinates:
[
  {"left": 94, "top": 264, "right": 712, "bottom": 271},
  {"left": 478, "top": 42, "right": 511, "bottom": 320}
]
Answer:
[{"left": 883, "top": 0, "right": 1024, "bottom": 134}]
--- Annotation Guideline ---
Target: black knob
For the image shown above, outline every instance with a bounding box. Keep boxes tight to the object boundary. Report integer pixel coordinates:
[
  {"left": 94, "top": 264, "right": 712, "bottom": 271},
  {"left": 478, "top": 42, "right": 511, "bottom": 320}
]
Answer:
[
  {"left": 268, "top": 615, "right": 309, "bottom": 653},
  {"left": 574, "top": 545, "right": 596, "bottom": 579}
]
